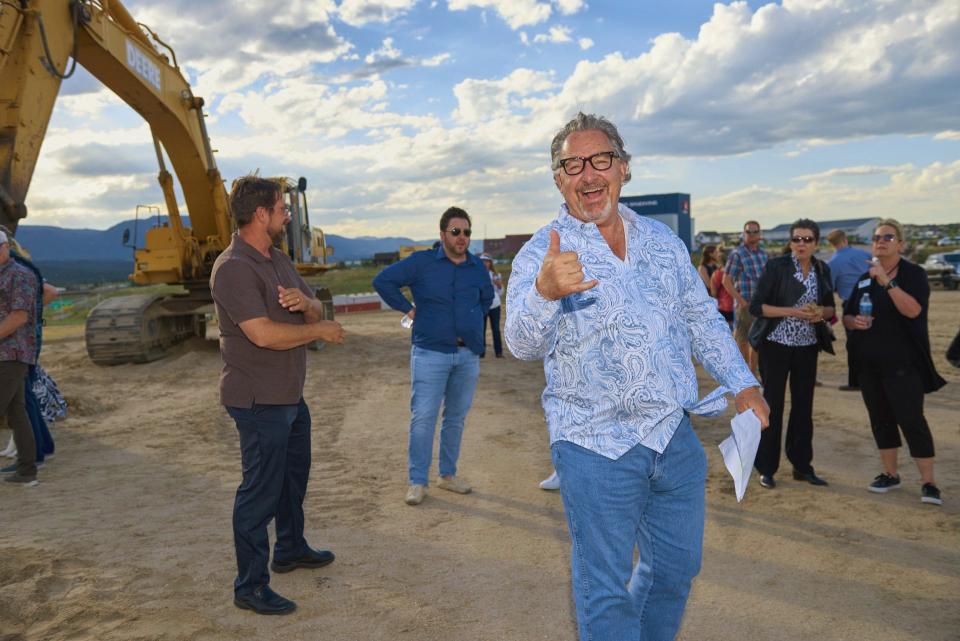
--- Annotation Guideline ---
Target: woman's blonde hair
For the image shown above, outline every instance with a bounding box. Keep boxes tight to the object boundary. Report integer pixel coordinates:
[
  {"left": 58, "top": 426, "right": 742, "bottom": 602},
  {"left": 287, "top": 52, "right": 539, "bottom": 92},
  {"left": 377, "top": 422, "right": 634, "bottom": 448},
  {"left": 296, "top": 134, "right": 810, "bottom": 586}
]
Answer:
[{"left": 874, "top": 218, "right": 904, "bottom": 241}]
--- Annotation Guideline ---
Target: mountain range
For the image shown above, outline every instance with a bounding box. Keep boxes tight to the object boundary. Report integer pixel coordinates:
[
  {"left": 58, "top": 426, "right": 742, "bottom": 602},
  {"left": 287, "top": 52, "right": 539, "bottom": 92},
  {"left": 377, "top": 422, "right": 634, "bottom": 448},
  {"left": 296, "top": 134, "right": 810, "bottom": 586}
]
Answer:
[{"left": 15, "top": 218, "right": 482, "bottom": 263}]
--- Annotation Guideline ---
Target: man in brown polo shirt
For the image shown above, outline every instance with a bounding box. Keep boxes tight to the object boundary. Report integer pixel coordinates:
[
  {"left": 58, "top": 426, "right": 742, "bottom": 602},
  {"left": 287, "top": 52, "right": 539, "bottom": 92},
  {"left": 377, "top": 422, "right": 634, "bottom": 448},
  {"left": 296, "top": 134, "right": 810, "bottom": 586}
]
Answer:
[{"left": 211, "top": 176, "right": 345, "bottom": 615}]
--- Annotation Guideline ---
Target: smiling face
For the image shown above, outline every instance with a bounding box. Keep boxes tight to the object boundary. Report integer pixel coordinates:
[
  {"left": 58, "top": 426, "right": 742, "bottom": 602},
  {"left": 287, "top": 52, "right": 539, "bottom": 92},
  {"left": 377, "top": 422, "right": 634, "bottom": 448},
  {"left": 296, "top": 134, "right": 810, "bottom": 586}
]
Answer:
[{"left": 554, "top": 129, "right": 628, "bottom": 227}]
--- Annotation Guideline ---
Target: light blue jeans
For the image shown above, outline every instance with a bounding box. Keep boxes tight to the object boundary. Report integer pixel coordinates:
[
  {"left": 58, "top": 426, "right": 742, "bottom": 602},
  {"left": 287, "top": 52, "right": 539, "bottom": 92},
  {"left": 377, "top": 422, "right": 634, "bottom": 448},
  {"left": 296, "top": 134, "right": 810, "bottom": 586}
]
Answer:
[
  {"left": 408, "top": 345, "right": 480, "bottom": 486},
  {"left": 551, "top": 416, "right": 707, "bottom": 641}
]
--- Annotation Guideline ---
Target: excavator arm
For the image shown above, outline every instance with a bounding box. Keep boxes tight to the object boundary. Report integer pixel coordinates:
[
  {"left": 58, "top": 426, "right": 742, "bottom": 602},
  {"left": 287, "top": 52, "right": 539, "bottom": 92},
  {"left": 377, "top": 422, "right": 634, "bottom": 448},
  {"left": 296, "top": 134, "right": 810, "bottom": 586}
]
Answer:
[
  {"left": 0, "top": 0, "right": 231, "bottom": 285},
  {"left": 0, "top": 0, "right": 334, "bottom": 364}
]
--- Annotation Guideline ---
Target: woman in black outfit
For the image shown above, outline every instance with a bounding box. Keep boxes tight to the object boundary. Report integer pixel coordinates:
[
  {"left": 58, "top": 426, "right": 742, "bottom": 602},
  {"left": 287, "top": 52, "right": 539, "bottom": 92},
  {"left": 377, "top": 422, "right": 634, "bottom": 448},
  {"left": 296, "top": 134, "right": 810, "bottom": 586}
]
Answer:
[
  {"left": 749, "top": 219, "right": 835, "bottom": 489},
  {"left": 843, "top": 219, "right": 946, "bottom": 505}
]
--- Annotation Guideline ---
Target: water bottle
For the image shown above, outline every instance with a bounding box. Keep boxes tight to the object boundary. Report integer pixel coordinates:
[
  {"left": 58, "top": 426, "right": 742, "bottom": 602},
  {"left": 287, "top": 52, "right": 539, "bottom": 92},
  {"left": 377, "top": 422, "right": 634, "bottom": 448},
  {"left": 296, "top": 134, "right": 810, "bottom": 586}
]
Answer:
[
  {"left": 859, "top": 292, "right": 873, "bottom": 328},
  {"left": 401, "top": 304, "right": 415, "bottom": 329}
]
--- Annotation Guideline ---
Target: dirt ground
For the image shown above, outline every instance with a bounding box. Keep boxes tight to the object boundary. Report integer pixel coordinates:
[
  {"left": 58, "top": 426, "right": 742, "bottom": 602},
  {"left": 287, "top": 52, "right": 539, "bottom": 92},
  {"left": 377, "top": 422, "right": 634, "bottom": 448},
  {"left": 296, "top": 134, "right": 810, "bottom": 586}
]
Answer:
[{"left": 1, "top": 291, "right": 958, "bottom": 641}]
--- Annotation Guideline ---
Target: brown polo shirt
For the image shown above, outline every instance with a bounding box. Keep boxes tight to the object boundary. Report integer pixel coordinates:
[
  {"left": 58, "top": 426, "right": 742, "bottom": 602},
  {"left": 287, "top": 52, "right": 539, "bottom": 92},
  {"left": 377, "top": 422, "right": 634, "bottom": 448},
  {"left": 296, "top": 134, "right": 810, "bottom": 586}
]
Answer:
[{"left": 210, "top": 233, "right": 315, "bottom": 408}]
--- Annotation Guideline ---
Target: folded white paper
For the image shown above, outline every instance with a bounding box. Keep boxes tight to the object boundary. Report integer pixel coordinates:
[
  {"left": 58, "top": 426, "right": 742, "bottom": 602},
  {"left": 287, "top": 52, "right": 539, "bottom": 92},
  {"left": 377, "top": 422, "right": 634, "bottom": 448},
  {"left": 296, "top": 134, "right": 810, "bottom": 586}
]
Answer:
[{"left": 718, "top": 409, "right": 762, "bottom": 502}]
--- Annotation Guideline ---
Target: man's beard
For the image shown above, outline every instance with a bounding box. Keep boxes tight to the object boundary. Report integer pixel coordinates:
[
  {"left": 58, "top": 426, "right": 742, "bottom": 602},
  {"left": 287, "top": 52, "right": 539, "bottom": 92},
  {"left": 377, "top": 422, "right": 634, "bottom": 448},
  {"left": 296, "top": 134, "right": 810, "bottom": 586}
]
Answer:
[{"left": 269, "top": 226, "right": 287, "bottom": 246}]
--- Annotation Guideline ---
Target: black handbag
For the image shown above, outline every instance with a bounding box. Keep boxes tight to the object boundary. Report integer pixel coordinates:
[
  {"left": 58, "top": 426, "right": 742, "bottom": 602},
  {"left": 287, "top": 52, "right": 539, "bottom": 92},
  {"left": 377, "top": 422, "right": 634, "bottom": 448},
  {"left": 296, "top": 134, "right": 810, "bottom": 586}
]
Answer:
[
  {"left": 747, "top": 317, "right": 771, "bottom": 350},
  {"left": 814, "top": 320, "right": 836, "bottom": 355}
]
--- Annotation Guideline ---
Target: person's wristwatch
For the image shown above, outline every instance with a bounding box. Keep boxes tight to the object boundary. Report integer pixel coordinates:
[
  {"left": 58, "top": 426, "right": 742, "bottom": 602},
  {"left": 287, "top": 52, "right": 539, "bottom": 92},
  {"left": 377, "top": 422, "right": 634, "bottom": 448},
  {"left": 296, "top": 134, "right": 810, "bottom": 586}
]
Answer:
[{"left": 885, "top": 278, "right": 898, "bottom": 291}]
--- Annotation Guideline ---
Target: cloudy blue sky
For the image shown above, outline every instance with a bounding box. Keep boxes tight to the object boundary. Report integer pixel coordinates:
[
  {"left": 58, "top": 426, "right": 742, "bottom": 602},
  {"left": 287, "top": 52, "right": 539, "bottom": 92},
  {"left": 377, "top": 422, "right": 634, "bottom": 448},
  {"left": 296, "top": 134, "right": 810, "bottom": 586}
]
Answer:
[{"left": 26, "top": 0, "right": 960, "bottom": 240}]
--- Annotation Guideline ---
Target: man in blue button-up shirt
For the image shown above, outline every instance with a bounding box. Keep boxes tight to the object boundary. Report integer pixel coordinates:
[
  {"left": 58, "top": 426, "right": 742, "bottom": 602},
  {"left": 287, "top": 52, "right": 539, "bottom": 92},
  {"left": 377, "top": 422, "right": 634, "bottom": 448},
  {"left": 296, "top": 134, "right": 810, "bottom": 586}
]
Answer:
[
  {"left": 827, "top": 229, "right": 873, "bottom": 390},
  {"left": 506, "top": 113, "right": 769, "bottom": 641},
  {"left": 373, "top": 207, "right": 493, "bottom": 506}
]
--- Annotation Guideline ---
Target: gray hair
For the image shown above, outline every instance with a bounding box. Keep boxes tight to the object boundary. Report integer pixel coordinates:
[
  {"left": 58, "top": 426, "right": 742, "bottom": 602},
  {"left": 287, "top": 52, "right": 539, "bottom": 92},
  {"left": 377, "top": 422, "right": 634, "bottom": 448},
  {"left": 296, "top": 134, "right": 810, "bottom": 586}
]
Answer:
[
  {"left": 550, "top": 112, "right": 632, "bottom": 183},
  {"left": 875, "top": 218, "right": 905, "bottom": 241}
]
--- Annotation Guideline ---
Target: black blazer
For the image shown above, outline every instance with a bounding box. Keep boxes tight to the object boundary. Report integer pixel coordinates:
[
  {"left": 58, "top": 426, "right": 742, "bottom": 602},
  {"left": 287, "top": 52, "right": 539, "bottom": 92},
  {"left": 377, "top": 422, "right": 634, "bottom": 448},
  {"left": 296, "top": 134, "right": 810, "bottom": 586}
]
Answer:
[{"left": 748, "top": 254, "right": 835, "bottom": 351}]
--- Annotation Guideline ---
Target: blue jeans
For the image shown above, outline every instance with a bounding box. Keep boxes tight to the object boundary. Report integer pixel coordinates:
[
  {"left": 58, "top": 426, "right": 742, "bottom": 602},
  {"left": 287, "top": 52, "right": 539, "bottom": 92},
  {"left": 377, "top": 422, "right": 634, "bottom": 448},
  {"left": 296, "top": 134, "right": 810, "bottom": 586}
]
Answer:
[
  {"left": 408, "top": 345, "right": 480, "bottom": 486},
  {"left": 551, "top": 416, "right": 707, "bottom": 641},
  {"left": 226, "top": 399, "right": 312, "bottom": 596}
]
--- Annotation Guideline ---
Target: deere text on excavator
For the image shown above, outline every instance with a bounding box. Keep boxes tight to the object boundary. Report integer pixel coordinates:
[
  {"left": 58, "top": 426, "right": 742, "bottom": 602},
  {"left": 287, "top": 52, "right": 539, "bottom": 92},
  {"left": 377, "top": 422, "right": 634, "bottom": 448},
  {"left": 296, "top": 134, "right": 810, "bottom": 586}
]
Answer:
[{"left": 0, "top": 0, "right": 334, "bottom": 364}]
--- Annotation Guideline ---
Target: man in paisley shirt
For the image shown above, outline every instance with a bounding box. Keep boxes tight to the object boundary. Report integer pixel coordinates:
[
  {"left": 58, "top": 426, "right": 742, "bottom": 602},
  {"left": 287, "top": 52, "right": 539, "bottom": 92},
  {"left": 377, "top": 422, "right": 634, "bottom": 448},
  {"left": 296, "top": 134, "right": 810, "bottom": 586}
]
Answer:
[
  {"left": 505, "top": 113, "right": 769, "bottom": 641},
  {"left": 0, "top": 229, "right": 39, "bottom": 485}
]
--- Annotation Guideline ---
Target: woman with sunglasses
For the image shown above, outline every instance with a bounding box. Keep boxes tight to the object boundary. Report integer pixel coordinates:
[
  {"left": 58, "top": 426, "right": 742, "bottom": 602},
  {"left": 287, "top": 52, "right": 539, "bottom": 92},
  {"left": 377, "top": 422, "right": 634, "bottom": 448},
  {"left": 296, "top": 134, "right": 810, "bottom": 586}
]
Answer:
[
  {"left": 748, "top": 219, "right": 835, "bottom": 489},
  {"left": 843, "top": 219, "right": 946, "bottom": 505}
]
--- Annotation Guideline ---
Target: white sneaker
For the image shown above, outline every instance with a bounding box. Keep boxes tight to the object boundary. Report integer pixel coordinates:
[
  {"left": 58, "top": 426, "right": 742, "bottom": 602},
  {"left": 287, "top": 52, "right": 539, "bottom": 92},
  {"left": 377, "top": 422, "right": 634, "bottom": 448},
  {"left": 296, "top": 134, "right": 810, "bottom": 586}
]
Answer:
[
  {"left": 539, "top": 470, "right": 560, "bottom": 491},
  {"left": 436, "top": 476, "right": 472, "bottom": 494},
  {"left": 405, "top": 484, "right": 426, "bottom": 505},
  {"left": 0, "top": 435, "right": 16, "bottom": 458}
]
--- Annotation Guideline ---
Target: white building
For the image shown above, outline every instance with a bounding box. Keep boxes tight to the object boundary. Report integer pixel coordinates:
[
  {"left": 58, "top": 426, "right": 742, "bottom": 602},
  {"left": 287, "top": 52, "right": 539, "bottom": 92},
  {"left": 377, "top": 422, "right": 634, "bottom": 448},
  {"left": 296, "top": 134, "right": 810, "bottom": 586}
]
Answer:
[{"left": 694, "top": 231, "right": 723, "bottom": 248}]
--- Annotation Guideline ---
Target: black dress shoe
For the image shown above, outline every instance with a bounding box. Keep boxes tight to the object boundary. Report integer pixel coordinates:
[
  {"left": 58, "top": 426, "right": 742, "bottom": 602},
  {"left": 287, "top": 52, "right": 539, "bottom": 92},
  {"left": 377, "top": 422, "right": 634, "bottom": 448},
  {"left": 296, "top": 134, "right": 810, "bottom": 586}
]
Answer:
[
  {"left": 234, "top": 585, "right": 296, "bottom": 615},
  {"left": 271, "top": 547, "right": 335, "bottom": 574},
  {"left": 759, "top": 475, "right": 776, "bottom": 489},
  {"left": 793, "top": 469, "right": 829, "bottom": 486}
]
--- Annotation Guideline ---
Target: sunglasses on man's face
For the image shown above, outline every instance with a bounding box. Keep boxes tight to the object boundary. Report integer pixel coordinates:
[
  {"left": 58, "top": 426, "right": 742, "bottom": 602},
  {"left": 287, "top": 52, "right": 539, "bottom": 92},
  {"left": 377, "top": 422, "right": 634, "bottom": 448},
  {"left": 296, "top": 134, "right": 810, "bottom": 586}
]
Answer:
[
  {"left": 872, "top": 233, "right": 897, "bottom": 243},
  {"left": 791, "top": 236, "right": 816, "bottom": 244},
  {"left": 446, "top": 227, "right": 472, "bottom": 237},
  {"left": 744, "top": 229, "right": 761, "bottom": 235}
]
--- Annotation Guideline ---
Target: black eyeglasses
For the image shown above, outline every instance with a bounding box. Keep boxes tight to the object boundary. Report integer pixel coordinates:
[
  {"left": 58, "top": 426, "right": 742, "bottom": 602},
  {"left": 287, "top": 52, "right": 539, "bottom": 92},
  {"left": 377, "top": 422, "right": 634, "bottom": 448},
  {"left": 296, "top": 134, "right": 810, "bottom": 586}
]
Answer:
[
  {"left": 446, "top": 227, "right": 472, "bottom": 237},
  {"left": 872, "top": 233, "right": 897, "bottom": 242},
  {"left": 744, "top": 229, "right": 761, "bottom": 235},
  {"left": 558, "top": 151, "right": 619, "bottom": 176},
  {"left": 791, "top": 236, "right": 816, "bottom": 244}
]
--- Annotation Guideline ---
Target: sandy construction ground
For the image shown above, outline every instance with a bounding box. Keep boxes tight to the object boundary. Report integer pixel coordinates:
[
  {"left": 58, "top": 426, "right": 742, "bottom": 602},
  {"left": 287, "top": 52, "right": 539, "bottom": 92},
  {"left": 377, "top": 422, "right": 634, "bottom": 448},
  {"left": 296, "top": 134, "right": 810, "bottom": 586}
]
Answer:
[{"left": 1, "top": 291, "right": 958, "bottom": 641}]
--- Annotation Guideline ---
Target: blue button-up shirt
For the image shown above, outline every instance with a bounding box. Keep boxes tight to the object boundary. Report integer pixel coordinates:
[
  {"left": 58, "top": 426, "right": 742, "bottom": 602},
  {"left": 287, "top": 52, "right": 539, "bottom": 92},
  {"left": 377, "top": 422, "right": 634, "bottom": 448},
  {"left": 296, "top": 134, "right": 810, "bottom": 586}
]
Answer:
[
  {"left": 505, "top": 204, "right": 758, "bottom": 458},
  {"left": 373, "top": 247, "right": 494, "bottom": 355},
  {"left": 827, "top": 245, "right": 872, "bottom": 301}
]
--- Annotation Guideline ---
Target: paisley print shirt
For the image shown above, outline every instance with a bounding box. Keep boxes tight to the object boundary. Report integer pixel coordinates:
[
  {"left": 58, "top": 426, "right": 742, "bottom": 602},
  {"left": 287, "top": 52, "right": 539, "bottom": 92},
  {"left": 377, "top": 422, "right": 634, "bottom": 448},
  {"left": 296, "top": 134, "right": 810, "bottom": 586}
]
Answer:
[{"left": 505, "top": 204, "right": 758, "bottom": 458}]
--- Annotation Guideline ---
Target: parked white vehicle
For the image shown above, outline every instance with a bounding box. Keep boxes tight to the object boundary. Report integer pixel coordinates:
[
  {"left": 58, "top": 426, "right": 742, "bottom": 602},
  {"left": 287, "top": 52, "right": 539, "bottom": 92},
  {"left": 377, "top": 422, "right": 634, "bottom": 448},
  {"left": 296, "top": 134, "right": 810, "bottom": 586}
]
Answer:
[{"left": 923, "top": 252, "right": 960, "bottom": 290}]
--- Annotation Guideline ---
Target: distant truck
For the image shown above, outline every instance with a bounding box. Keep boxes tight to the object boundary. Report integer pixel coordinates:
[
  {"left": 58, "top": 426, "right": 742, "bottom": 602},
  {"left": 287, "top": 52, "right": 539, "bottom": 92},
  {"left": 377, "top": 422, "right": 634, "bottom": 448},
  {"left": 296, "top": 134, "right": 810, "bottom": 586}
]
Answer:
[{"left": 923, "top": 252, "right": 960, "bottom": 290}]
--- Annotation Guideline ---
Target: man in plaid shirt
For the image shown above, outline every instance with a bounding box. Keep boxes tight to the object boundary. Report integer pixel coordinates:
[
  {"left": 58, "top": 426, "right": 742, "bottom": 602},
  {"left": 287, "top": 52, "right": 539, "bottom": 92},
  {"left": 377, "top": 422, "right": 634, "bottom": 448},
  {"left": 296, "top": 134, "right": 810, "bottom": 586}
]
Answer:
[{"left": 722, "top": 220, "right": 768, "bottom": 375}]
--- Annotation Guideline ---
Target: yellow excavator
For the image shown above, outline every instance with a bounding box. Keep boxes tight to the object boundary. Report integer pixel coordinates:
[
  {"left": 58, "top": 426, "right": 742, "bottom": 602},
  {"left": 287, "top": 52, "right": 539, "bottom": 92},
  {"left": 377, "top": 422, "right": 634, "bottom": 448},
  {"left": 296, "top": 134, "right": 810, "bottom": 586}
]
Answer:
[{"left": 0, "top": 0, "right": 334, "bottom": 364}]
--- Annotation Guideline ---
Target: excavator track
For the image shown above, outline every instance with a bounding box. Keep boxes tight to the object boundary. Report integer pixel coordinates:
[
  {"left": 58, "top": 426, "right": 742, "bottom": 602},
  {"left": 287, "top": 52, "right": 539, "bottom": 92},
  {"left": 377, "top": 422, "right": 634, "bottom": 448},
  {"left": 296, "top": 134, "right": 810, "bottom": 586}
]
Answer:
[{"left": 84, "top": 294, "right": 202, "bottom": 365}]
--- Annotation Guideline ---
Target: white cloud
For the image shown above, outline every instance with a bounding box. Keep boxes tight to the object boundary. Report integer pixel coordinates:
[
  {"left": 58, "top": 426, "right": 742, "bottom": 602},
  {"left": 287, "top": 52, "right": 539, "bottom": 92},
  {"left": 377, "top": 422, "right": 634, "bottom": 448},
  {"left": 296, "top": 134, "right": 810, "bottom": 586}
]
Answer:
[
  {"left": 453, "top": 68, "right": 556, "bottom": 123},
  {"left": 578, "top": 37, "right": 594, "bottom": 50},
  {"left": 365, "top": 37, "right": 403, "bottom": 64},
  {"left": 792, "top": 164, "right": 914, "bottom": 182},
  {"left": 422, "top": 52, "right": 452, "bottom": 66},
  {"left": 531, "top": 0, "right": 960, "bottom": 157},
  {"left": 448, "top": 0, "right": 551, "bottom": 29},
  {"left": 555, "top": 0, "right": 585, "bottom": 15},
  {"left": 696, "top": 160, "right": 960, "bottom": 232},
  {"left": 218, "top": 78, "right": 438, "bottom": 141},
  {"left": 934, "top": 130, "right": 960, "bottom": 141},
  {"left": 533, "top": 25, "right": 572, "bottom": 44},
  {"left": 127, "top": 0, "right": 353, "bottom": 98},
  {"left": 338, "top": 0, "right": 419, "bottom": 26}
]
